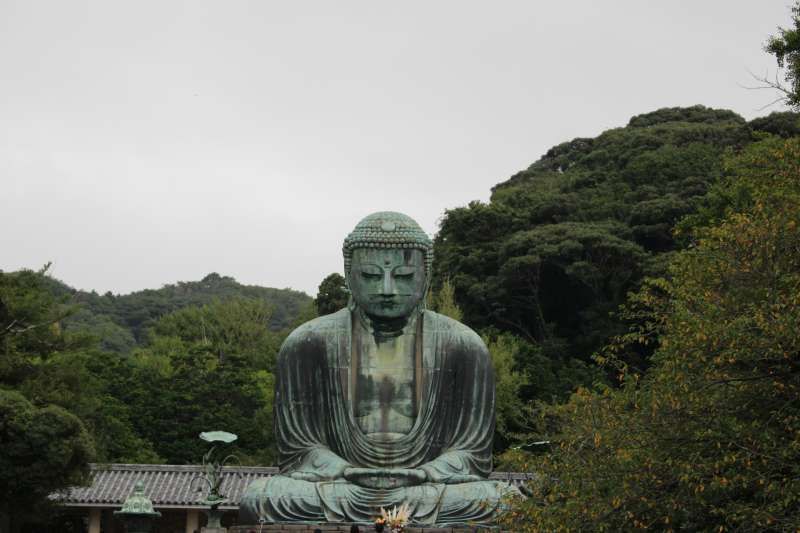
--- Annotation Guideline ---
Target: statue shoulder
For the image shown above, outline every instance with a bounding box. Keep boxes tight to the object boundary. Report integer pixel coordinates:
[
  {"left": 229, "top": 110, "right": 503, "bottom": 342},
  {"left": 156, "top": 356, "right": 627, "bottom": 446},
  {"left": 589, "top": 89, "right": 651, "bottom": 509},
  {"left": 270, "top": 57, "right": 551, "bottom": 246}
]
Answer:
[
  {"left": 424, "top": 310, "right": 488, "bottom": 356},
  {"left": 280, "top": 308, "right": 349, "bottom": 354}
]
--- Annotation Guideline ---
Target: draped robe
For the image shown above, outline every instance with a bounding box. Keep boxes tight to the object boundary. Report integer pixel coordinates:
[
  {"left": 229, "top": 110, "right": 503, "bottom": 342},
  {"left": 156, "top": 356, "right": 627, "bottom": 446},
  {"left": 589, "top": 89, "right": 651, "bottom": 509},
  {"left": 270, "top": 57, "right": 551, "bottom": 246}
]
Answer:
[{"left": 239, "top": 308, "right": 518, "bottom": 525}]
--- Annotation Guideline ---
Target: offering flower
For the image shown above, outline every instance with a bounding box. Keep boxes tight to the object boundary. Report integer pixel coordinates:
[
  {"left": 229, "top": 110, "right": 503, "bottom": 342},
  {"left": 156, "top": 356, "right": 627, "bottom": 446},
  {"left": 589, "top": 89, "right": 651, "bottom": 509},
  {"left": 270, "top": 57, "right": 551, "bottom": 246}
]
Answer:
[{"left": 377, "top": 503, "right": 411, "bottom": 532}]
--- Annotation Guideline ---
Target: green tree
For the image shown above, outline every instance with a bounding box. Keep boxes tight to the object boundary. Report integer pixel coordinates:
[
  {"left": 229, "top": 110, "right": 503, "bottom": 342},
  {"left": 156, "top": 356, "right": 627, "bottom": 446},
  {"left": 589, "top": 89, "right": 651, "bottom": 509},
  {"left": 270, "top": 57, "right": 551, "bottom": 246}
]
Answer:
[
  {"left": 0, "top": 266, "right": 78, "bottom": 387},
  {"left": 501, "top": 137, "right": 800, "bottom": 531},
  {"left": 431, "top": 279, "right": 602, "bottom": 450},
  {"left": 483, "top": 333, "right": 527, "bottom": 450},
  {"left": 0, "top": 390, "right": 94, "bottom": 528},
  {"left": 123, "top": 298, "right": 281, "bottom": 465},
  {"left": 435, "top": 106, "right": 761, "bottom": 374},
  {"left": 61, "top": 272, "right": 311, "bottom": 345},
  {"left": 148, "top": 297, "right": 281, "bottom": 371},
  {"left": 765, "top": 2, "right": 800, "bottom": 108},
  {"left": 1, "top": 268, "right": 159, "bottom": 464},
  {"left": 749, "top": 111, "right": 800, "bottom": 138},
  {"left": 18, "top": 349, "right": 160, "bottom": 464},
  {"left": 428, "top": 277, "right": 462, "bottom": 321},
  {"left": 314, "top": 273, "right": 348, "bottom": 316}
]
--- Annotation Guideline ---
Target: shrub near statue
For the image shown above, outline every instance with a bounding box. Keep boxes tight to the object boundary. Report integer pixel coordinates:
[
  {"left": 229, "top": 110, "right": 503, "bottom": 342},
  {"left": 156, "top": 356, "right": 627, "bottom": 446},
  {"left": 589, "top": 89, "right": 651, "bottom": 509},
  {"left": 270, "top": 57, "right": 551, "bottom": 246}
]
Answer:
[{"left": 240, "top": 212, "right": 520, "bottom": 526}]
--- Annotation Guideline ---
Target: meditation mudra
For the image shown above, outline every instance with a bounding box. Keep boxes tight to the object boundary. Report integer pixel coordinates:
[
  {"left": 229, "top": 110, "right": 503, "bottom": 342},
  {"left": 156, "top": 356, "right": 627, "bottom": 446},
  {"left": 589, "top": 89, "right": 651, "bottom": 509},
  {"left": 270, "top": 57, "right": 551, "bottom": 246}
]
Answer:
[{"left": 240, "top": 212, "right": 519, "bottom": 525}]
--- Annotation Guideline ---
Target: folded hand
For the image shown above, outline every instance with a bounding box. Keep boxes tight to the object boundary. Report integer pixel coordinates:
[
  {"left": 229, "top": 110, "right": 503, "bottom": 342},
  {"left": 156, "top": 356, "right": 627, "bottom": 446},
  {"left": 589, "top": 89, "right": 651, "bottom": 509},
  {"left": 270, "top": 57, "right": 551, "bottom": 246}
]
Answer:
[{"left": 344, "top": 467, "right": 427, "bottom": 488}]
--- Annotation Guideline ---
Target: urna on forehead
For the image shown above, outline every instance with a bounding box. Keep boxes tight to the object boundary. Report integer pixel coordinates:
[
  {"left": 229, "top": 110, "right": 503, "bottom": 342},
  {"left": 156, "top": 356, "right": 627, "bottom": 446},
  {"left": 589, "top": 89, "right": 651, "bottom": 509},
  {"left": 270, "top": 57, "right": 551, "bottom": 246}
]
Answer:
[{"left": 342, "top": 211, "right": 434, "bottom": 276}]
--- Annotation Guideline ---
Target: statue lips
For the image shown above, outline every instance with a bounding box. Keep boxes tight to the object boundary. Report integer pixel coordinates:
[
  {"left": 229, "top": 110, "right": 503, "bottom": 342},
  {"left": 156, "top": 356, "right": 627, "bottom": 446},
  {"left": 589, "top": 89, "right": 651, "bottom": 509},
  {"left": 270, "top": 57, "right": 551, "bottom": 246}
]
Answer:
[
  {"left": 369, "top": 295, "right": 404, "bottom": 311},
  {"left": 379, "top": 299, "right": 398, "bottom": 309}
]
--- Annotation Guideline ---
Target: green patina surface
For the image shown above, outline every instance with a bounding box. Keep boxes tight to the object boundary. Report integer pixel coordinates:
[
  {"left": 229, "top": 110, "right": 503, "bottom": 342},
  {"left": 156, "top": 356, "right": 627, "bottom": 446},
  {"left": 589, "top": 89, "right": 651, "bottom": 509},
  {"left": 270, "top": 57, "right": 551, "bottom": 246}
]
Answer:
[
  {"left": 240, "top": 212, "right": 520, "bottom": 526},
  {"left": 196, "top": 431, "right": 239, "bottom": 527},
  {"left": 115, "top": 481, "right": 161, "bottom": 533}
]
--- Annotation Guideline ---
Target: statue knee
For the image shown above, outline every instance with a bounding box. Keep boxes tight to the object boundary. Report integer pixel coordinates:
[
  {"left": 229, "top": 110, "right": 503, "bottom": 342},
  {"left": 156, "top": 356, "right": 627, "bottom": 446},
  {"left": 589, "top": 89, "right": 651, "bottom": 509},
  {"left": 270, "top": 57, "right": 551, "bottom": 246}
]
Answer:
[
  {"left": 241, "top": 475, "right": 326, "bottom": 523},
  {"left": 438, "top": 479, "right": 522, "bottom": 521},
  {"left": 239, "top": 478, "right": 270, "bottom": 524}
]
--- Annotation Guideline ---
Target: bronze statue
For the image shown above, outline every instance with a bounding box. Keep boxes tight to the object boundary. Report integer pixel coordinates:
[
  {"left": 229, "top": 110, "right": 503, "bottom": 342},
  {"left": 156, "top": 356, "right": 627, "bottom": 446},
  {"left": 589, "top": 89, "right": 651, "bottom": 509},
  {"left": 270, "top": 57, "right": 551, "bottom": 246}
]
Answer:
[{"left": 240, "top": 212, "right": 519, "bottom": 526}]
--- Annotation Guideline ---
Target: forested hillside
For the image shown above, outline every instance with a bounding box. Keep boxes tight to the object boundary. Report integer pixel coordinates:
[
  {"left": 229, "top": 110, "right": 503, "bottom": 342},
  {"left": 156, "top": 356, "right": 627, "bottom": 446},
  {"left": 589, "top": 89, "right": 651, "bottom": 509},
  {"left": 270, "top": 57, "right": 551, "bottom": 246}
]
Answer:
[
  {"left": 434, "top": 107, "right": 800, "bottom": 406},
  {"left": 45, "top": 273, "right": 311, "bottom": 353},
  {"left": 0, "top": 269, "right": 312, "bottom": 492},
  {"left": 488, "top": 6, "right": 800, "bottom": 526},
  {"left": 500, "top": 129, "right": 800, "bottom": 533}
]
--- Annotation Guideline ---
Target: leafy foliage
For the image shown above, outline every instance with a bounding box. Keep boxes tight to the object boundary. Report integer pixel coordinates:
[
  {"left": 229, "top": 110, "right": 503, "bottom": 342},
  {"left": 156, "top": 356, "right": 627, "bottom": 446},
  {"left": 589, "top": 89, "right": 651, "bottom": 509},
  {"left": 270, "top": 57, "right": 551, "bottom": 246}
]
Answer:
[
  {"left": 434, "top": 107, "right": 798, "bottom": 402},
  {"left": 57, "top": 272, "right": 311, "bottom": 348},
  {"left": 0, "top": 268, "right": 157, "bottom": 464},
  {"left": 500, "top": 137, "right": 800, "bottom": 531},
  {"left": 121, "top": 299, "right": 281, "bottom": 465},
  {"left": 0, "top": 266, "right": 311, "bottom": 499},
  {"left": 749, "top": 111, "right": 800, "bottom": 138},
  {"left": 430, "top": 281, "right": 602, "bottom": 450},
  {"left": 0, "top": 390, "right": 94, "bottom": 521},
  {"left": 427, "top": 278, "right": 463, "bottom": 322},
  {"left": 314, "top": 273, "right": 349, "bottom": 316},
  {"left": 0, "top": 271, "right": 101, "bottom": 522},
  {"left": 765, "top": 2, "right": 800, "bottom": 109}
]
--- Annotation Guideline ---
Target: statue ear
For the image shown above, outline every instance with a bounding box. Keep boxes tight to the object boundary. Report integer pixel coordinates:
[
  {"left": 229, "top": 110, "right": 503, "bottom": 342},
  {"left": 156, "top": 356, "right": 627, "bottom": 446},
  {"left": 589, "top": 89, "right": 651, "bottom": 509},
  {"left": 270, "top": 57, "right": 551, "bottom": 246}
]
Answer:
[
  {"left": 347, "top": 294, "right": 357, "bottom": 312},
  {"left": 343, "top": 264, "right": 353, "bottom": 291},
  {"left": 420, "top": 280, "right": 430, "bottom": 312}
]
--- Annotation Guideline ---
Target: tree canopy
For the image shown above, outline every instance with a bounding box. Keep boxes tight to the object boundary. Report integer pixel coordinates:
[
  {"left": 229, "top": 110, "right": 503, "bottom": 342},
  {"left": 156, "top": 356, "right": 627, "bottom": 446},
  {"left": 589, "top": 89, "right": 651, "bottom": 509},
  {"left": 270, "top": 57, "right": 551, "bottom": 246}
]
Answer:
[
  {"left": 434, "top": 106, "right": 799, "bottom": 406},
  {"left": 314, "top": 273, "right": 348, "bottom": 316},
  {"left": 766, "top": 2, "right": 800, "bottom": 109},
  {"left": 0, "top": 390, "right": 94, "bottom": 521},
  {"left": 120, "top": 298, "right": 282, "bottom": 465},
  {"left": 55, "top": 272, "right": 311, "bottom": 349},
  {"left": 499, "top": 136, "right": 800, "bottom": 531},
  {"left": 0, "top": 268, "right": 313, "bottom": 520}
]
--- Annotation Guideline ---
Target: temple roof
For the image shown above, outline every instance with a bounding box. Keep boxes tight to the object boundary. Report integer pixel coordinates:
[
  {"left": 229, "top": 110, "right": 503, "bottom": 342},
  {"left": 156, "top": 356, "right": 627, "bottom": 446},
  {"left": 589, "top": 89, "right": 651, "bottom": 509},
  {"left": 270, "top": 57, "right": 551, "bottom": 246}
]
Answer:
[
  {"left": 56, "top": 464, "right": 534, "bottom": 510},
  {"left": 58, "top": 463, "right": 279, "bottom": 510}
]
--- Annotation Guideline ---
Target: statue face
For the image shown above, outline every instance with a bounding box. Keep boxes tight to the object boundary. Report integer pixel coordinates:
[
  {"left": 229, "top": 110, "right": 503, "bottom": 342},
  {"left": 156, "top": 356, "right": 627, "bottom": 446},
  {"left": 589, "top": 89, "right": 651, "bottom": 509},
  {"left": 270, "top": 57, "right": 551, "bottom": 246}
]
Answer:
[{"left": 349, "top": 248, "right": 426, "bottom": 320}]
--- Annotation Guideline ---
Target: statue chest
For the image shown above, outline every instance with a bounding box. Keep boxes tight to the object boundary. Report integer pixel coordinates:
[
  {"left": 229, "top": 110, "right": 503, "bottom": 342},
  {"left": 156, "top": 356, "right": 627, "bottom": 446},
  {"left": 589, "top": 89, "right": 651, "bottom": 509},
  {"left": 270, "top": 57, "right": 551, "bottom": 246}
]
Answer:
[{"left": 351, "top": 330, "right": 419, "bottom": 438}]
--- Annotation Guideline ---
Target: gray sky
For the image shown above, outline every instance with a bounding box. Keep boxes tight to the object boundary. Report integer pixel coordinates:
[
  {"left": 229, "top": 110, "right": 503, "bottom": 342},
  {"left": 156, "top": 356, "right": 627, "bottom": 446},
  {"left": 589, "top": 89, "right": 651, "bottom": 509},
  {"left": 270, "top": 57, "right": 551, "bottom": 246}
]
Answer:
[{"left": 1, "top": 1, "right": 792, "bottom": 296}]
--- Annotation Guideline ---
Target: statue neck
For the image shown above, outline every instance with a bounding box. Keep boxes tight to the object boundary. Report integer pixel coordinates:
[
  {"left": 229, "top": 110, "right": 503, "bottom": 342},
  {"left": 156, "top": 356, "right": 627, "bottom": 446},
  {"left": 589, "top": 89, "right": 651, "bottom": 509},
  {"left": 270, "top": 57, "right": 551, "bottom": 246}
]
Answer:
[{"left": 353, "top": 306, "right": 420, "bottom": 343}]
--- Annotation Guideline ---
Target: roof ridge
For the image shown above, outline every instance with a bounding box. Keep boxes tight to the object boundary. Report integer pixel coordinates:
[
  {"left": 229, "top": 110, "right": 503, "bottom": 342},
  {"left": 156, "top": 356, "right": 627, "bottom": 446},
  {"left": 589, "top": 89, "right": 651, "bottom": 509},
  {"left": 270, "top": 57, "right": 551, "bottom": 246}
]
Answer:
[{"left": 89, "top": 463, "right": 280, "bottom": 473}]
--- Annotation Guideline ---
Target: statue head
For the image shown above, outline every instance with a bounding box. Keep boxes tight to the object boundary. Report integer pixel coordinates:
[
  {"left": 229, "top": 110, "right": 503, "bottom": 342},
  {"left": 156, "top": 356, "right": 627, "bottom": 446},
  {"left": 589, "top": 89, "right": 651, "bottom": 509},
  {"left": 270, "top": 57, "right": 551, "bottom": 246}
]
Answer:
[{"left": 343, "top": 212, "right": 433, "bottom": 321}]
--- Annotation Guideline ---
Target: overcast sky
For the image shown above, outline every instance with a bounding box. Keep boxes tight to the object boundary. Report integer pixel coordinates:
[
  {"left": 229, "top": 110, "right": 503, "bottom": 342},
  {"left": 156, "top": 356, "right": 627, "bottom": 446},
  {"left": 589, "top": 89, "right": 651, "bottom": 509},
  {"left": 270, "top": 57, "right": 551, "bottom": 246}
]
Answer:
[{"left": 1, "top": 1, "right": 793, "bottom": 296}]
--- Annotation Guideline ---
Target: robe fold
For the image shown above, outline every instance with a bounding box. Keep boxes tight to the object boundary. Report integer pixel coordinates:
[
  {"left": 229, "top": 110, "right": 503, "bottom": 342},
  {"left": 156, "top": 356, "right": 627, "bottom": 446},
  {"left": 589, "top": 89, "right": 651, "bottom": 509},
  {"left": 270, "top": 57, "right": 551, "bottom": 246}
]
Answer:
[{"left": 240, "top": 308, "right": 518, "bottom": 525}]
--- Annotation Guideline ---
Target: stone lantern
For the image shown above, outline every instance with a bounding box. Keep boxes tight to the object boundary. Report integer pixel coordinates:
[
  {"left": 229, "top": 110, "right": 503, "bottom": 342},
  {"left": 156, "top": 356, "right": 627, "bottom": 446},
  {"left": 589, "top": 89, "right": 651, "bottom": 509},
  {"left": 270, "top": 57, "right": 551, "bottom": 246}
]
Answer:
[{"left": 114, "top": 481, "right": 161, "bottom": 533}]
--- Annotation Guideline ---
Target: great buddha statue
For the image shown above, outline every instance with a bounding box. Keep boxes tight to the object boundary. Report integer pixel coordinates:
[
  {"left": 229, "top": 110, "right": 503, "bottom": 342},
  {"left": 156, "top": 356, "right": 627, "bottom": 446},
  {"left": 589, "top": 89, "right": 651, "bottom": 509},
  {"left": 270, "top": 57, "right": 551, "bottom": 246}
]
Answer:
[{"left": 240, "top": 211, "right": 520, "bottom": 526}]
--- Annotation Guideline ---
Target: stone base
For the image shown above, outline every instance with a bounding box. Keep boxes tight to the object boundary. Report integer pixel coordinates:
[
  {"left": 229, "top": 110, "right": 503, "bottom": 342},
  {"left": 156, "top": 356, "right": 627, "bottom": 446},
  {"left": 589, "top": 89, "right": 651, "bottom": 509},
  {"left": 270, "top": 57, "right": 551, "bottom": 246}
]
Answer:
[{"left": 230, "top": 525, "right": 505, "bottom": 533}]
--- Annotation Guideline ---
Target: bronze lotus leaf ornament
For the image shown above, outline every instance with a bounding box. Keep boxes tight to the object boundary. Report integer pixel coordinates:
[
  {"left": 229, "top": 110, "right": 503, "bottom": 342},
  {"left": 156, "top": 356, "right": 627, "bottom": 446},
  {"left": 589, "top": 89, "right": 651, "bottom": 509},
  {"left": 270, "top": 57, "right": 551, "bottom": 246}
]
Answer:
[
  {"left": 200, "top": 430, "right": 238, "bottom": 444},
  {"left": 195, "top": 431, "right": 240, "bottom": 528}
]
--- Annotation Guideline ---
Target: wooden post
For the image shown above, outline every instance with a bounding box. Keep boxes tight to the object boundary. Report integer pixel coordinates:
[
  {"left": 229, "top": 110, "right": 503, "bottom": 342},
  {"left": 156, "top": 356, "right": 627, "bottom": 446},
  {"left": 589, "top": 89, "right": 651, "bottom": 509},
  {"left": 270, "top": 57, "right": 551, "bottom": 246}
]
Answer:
[
  {"left": 101, "top": 508, "right": 113, "bottom": 533},
  {"left": 185, "top": 509, "right": 200, "bottom": 533},
  {"left": 88, "top": 509, "right": 101, "bottom": 533}
]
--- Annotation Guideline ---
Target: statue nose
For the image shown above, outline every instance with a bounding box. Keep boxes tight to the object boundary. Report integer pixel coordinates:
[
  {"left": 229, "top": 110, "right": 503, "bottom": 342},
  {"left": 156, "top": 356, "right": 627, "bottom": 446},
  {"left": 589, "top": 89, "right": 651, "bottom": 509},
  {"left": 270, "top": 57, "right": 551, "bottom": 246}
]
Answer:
[{"left": 381, "top": 271, "right": 398, "bottom": 296}]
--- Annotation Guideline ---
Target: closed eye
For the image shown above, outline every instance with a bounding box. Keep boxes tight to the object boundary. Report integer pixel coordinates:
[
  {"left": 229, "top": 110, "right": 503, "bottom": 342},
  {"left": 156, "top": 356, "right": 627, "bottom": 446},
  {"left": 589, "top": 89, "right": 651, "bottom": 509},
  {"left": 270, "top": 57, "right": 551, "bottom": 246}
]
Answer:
[
  {"left": 393, "top": 266, "right": 415, "bottom": 278},
  {"left": 361, "top": 265, "right": 382, "bottom": 279}
]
